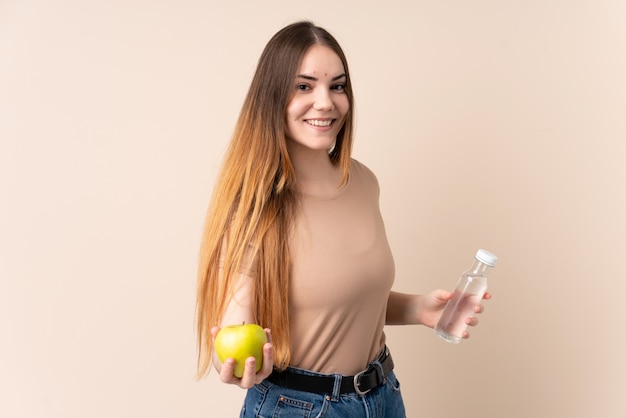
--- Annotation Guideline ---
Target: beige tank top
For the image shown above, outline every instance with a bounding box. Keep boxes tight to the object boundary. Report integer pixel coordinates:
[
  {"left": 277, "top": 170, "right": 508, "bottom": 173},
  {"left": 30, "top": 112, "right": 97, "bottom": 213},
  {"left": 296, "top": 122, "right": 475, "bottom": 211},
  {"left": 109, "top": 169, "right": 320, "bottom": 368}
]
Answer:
[{"left": 287, "top": 159, "right": 395, "bottom": 375}]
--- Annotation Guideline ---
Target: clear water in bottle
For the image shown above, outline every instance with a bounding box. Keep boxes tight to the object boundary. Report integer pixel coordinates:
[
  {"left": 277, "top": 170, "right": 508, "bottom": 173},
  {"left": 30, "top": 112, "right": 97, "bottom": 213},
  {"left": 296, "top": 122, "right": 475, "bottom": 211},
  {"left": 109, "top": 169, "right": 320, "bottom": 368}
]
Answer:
[
  {"left": 435, "top": 278, "right": 488, "bottom": 344},
  {"left": 435, "top": 249, "right": 496, "bottom": 344}
]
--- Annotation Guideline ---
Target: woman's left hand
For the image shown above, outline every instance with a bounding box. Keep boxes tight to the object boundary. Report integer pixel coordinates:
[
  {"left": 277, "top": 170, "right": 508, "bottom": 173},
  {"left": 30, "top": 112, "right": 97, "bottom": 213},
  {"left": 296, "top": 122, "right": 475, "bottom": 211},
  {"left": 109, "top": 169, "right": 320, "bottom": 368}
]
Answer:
[
  {"left": 417, "top": 290, "right": 492, "bottom": 339},
  {"left": 461, "top": 291, "right": 491, "bottom": 339}
]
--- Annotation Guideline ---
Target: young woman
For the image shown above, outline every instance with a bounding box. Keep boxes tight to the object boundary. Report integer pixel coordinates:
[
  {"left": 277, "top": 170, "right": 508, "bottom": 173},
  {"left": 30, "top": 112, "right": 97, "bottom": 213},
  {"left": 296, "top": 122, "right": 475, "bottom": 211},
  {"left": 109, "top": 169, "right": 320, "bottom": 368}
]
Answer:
[{"left": 196, "top": 21, "right": 490, "bottom": 417}]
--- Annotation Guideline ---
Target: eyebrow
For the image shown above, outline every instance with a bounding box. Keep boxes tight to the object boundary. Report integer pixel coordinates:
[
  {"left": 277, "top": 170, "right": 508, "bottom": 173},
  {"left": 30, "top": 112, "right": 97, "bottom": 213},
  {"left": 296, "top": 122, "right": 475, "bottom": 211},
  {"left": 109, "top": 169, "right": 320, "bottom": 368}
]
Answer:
[{"left": 296, "top": 73, "right": 347, "bottom": 82}]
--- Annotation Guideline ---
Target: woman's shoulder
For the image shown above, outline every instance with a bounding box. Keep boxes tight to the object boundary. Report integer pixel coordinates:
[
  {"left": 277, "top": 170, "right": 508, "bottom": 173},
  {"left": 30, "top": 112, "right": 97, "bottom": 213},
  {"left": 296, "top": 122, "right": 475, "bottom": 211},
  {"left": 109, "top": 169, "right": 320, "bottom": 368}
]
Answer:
[
  {"left": 350, "top": 158, "right": 380, "bottom": 190},
  {"left": 350, "top": 158, "right": 378, "bottom": 180}
]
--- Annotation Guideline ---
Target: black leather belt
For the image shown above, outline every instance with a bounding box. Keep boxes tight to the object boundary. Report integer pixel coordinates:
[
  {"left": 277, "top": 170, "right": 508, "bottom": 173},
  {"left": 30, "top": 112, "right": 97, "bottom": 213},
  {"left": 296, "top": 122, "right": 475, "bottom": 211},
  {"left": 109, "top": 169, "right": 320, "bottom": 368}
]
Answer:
[{"left": 266, "top": 346, "right": 394, "bottom": 396}]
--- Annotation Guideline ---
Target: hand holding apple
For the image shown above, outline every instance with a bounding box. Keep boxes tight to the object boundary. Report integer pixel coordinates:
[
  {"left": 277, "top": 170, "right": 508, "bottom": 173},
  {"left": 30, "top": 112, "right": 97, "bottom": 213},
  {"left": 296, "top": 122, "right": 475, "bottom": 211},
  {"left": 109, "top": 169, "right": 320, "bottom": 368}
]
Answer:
[{"left": 214, "top": 323, "right": 269, "bottom": 378}]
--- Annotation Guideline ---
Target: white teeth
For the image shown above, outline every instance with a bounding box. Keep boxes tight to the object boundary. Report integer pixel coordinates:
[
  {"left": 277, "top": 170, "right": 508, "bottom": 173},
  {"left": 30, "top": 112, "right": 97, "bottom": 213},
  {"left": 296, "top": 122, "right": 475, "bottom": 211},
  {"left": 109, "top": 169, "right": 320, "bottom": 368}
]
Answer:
[{"left": 306, "top": 119, "right": 332, "bottom": 127}]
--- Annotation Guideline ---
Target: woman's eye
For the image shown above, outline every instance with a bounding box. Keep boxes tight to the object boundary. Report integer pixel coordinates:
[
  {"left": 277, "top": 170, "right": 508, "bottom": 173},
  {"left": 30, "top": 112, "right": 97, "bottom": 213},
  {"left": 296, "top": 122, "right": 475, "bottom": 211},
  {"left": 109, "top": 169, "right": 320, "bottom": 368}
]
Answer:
[
  {"left": 296, "top": 83, "right": 310, "bottom": 91},
  {"left": 332, "top": 83, "right": 346, "bottom": 92}
]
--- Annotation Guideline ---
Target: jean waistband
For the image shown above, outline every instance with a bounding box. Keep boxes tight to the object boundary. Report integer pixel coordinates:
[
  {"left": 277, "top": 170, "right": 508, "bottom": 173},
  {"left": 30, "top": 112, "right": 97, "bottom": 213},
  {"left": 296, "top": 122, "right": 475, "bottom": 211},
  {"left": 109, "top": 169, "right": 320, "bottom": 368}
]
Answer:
[{"left": 266, "top": 346, "right": 394, "bottom": 396}]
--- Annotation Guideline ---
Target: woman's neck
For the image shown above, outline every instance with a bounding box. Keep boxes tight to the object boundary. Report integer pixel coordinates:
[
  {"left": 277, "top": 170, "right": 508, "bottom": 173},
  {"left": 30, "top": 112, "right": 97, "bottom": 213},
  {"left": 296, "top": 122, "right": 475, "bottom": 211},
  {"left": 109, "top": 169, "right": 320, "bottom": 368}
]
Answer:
[{"left": 287, "top": 143, "right": 343, "bottom": 196}]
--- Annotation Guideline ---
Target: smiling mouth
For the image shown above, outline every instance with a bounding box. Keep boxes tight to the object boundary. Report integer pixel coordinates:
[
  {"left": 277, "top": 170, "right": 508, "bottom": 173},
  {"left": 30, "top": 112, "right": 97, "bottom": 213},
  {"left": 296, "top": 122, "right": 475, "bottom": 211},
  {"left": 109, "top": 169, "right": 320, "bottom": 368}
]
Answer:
[{"left": 305, "top": 119, "right": 334, "bottom": 127}]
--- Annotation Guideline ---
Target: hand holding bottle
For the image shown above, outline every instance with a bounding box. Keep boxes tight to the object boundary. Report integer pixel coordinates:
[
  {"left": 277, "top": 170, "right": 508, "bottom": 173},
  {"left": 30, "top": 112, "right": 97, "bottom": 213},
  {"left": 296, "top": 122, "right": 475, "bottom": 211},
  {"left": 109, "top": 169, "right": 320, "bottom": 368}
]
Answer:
[
  {"left": 435, "top": 249, "right": 497, "bottom": 344},
  {"left": 417, "top": 289, "right": 491, "bottom": 338}
]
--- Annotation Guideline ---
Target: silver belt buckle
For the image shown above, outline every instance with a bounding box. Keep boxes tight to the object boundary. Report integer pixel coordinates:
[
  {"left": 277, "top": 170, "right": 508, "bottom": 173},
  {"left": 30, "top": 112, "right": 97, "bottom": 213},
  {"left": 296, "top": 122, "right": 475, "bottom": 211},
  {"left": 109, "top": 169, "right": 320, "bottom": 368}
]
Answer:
[
  {"left": 354, "top": 347, "right": 389, "bottom": 396},
  {"left": 353, "top": 369, "right": 371, "bottom": 396}
]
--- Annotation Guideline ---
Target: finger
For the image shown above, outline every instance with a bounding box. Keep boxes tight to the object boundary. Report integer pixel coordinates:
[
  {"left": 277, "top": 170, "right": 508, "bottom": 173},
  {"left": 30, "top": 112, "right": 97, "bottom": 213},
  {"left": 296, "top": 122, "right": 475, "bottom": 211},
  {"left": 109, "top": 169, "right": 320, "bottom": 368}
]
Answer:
[
  {"left": 239, "top": 357, "right": 257, "bottom": 389},
  {"left": 482, "top": 292, "right": 492, "bottom": 300},
  {"left": 257, "top": 329, "right": 274, "bottom": 379},
  {"left": 211, "top": 326, "right": 221, "bottom": 340},
  {"left": 257, "top": 341, "right": 274, "bottom": 381},
  {"left": 474, "top": 304, "right": 485, "bottom": 314},
  {"left": 466, "top": 317, "right": 479, "bottom": 327},
  {"left": 219, "top": 358, "right": 237, "bottom": 383},
  {"left": 462, "top": 330, "right": 470, "bottom": 339}
]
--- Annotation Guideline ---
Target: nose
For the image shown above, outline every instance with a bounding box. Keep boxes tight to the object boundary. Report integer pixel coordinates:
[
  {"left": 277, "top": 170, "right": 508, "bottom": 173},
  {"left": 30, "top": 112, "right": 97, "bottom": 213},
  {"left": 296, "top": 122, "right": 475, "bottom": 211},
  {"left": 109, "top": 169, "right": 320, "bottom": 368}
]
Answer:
[{"left": 313, "top": 89, "right": 334, "bottom": 111}]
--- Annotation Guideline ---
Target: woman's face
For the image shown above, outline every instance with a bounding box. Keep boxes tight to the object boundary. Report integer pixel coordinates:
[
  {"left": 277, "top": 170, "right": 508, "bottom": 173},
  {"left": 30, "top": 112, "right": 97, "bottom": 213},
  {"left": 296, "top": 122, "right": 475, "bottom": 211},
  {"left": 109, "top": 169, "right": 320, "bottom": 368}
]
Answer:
[{"left": 285, "top": 45, "right": 349, "bottom": 154}]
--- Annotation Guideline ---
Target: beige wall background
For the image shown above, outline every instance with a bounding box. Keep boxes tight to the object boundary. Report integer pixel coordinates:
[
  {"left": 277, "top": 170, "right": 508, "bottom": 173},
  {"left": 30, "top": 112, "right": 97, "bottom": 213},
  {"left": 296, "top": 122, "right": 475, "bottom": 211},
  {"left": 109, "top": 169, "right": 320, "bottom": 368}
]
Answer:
[{"left": 1, "top": 1, "right": 625, "bottom": 417}]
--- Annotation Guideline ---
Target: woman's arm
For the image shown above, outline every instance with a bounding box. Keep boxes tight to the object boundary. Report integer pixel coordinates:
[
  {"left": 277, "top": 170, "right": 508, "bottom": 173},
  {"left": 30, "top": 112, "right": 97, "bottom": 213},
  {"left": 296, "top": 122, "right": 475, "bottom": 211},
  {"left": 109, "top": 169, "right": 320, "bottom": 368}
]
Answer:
[
  {"left": 385, "top": 291, "right": 423, "bottom": 325},
  {"left": 212, "top": 272, "right": 274, "bottom": 389},
  {"left": 386, "top": 290, "right": 491, "bottom": 337}
]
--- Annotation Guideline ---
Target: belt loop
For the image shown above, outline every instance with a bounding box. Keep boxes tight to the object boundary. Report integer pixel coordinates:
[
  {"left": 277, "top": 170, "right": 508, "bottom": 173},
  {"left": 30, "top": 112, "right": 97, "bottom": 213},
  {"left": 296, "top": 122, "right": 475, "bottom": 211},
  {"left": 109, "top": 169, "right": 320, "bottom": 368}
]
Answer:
[
  {"left": 331, "top": 373, "right": 342, "bottom": 402},
  {"left": 371, "top": 359, "right": 385, "bottom": 383}
]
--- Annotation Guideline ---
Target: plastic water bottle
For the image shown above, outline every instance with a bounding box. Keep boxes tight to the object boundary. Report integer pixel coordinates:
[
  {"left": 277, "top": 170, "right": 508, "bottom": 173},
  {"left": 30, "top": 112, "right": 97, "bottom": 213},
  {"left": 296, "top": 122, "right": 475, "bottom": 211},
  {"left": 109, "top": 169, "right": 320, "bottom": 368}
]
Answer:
[{"left": 435, "top": 249, "right": 497, "bottom": 344}]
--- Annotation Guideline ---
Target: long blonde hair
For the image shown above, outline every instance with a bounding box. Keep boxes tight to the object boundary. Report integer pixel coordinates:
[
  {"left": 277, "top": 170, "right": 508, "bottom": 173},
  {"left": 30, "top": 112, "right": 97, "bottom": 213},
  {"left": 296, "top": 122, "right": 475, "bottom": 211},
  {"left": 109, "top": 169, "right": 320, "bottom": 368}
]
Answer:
[{"left": 196, "top": 21, "right": 355, "bottom": 378}]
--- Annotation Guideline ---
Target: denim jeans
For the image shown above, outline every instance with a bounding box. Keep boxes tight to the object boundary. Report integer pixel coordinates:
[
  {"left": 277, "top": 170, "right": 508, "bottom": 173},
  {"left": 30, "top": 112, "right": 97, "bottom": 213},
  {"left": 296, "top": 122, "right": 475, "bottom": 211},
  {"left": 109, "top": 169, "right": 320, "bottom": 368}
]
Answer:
[{"left": 240, "top": 367, "right": 406, "bottom": 418}]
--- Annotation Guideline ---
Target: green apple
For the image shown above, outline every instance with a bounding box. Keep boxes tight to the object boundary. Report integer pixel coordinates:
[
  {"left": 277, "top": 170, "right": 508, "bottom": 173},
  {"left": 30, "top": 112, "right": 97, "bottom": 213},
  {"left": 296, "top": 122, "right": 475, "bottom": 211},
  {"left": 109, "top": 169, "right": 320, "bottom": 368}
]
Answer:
[{"left": 214, "top": 323, "right": 268, "bottom": 378}]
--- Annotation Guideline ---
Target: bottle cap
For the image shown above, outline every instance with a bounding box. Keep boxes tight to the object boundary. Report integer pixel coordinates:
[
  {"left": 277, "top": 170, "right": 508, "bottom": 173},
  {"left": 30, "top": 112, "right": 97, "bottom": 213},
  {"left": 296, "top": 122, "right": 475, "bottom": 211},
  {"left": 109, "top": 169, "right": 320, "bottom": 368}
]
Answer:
[{"left": 475, "top": 249, "right": 498, "bottom": 267}]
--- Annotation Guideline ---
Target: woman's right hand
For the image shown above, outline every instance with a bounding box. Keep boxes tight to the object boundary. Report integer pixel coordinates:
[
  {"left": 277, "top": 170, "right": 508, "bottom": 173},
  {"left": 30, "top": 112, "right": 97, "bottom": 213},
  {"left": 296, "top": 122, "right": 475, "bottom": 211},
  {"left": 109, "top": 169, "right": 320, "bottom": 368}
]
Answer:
[{"left": 211, "top": 326, "right": 274, "bottom": 389}]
